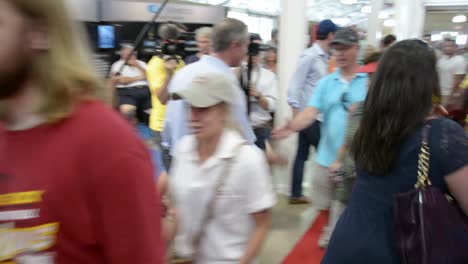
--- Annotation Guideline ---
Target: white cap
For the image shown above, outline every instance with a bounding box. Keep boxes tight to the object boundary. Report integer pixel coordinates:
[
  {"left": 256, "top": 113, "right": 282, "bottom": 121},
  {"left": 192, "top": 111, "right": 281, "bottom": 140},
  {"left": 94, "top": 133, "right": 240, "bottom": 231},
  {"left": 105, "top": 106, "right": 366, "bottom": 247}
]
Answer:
[{"left": 174, "top": 72, "right": 235, "bottom": 108}]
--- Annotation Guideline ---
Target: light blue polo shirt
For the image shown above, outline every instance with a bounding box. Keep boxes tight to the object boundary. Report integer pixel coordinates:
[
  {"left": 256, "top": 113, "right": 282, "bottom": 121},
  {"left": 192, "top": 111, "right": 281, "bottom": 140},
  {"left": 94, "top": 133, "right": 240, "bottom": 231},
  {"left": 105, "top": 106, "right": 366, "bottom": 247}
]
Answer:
[
  {"left": 163, "top": 55, "right": 256, "bottom": 155},
  {"left": 309, "top": 70, "right": 368, "bottom": 167}
]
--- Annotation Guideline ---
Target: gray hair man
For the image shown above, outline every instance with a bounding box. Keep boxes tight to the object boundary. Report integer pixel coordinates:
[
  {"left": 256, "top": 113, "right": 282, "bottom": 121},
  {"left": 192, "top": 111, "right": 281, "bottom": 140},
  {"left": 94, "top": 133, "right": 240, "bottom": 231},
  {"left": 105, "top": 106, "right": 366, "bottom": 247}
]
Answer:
[
  {"left": 162, "top": 18, "right": 255, "bottom": 169},
  {"left": 185, "top": 27, "right": 213, "bottom": 64}
]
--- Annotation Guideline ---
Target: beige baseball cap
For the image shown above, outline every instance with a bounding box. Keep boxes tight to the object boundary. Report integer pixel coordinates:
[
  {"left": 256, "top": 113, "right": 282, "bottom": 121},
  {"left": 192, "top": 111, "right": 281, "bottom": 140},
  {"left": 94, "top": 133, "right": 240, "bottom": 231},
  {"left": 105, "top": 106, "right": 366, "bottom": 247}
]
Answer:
[{"left": 174, "top": 72, "right": 235, "bottom": 108}]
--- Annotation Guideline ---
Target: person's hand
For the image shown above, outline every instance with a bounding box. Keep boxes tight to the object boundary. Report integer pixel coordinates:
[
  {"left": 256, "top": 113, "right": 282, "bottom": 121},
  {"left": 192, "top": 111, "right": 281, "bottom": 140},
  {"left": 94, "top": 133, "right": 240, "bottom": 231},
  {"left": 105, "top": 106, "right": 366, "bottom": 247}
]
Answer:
[
  {"left": 249, "top": 84, "right": 260, "bottom": 99},
  {"left": 272, "top": 123, "right": 294, "bottom": 140},
  {"left": 120, "top": 76, "right": 134, "bottom": 84},
  {"left": 328, "top": 161, "right": 344, "bottom": 183},
  {"left": 163, "top": 56, "right": 178, "bottom": 76},
  {"left": 110, "top": 75, "right": 121, "bottom": 87},
  {"left": 127, "top": 58, "right": 138, "bottom": 67},
  {"left": 431, "top": 104, "right": 449, "bottom": 118},
  {"left": 329, "top": 161, "right": 343, "bottom": 175}
]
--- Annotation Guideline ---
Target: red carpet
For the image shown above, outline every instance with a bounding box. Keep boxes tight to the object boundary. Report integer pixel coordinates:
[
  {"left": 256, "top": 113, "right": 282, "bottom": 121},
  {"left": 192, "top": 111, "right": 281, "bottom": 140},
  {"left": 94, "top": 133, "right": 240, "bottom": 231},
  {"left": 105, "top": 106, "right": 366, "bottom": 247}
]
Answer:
[{"left": 282, "top": 211, "right": 329, "bottom": 264}]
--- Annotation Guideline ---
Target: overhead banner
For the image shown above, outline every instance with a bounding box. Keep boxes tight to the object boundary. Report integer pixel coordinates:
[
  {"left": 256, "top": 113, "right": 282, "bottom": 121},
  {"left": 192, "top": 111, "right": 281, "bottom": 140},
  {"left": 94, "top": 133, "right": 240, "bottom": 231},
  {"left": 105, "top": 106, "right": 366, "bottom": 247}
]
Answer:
[
  {"left": 101, "top": 1, "right": 227, "bottom": 24},
  {"left": 65, "top": 0, "right": 99, "bottom": 21}
]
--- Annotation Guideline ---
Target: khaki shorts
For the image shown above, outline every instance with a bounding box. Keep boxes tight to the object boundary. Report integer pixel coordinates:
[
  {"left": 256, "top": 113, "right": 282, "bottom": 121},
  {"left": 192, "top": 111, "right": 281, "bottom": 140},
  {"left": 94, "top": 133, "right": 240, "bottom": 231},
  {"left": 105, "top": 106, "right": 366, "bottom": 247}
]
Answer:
[{"left": 311, "top": 165, "right": 333, "bottom": 210}]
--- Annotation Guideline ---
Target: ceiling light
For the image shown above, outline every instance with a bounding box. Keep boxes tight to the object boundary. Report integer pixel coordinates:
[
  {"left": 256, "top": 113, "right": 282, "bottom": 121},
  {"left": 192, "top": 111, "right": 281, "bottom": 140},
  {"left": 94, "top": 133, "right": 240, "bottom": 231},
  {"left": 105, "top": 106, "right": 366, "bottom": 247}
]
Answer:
[
  {"left": 341, "top": 0, "right": 358, "bottom": 5},
  {"left": 431, "top": 34, "right": 442, "bottom": 42},
  {"left": 379, "top": 11, "right": 389, "bottom": 19},
  {"left": 456, "top": 35, "right": 467, "bottom": 45},
  {"left": 332, "top": 17, "right": 351, "bottom": 26},
  {"left": 452, "top": 15, "right": 467, "bottom": 23},
  {"left": 376, "top": 31, "right": 382, "bottom": 39},
  {"left": 361, "top": 6, "right": 372, "bottom": 14},
  {"left": 207, "top": 0, "right": 230, "bottom": 5},
  {"left": 441, "top": 31, "right": 459, "bottom": 38},
  {"left": 316, "top": 13, "right": 326, "bottom": 21},
  {"left": 383, "top": 19, "right": 396, "bottom": 27}
]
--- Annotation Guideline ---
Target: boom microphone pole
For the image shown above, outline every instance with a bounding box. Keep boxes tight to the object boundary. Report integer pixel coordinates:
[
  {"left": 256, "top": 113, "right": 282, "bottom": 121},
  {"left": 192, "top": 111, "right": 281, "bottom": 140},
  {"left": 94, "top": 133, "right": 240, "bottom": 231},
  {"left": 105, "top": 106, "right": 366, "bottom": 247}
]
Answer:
[
  {"left": 116, "top": 0, "right": 170, "bottom": 75},
  {"left": 244, "top": 39, "right": 261, "bottom": 115}
]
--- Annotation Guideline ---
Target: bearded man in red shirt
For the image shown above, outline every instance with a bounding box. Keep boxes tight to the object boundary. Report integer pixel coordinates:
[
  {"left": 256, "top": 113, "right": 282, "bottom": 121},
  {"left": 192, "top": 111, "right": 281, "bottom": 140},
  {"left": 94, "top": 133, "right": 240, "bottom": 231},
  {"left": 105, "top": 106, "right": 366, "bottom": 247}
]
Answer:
[{"left": 0, "top": 1, "right": 164, "bottom": 263}]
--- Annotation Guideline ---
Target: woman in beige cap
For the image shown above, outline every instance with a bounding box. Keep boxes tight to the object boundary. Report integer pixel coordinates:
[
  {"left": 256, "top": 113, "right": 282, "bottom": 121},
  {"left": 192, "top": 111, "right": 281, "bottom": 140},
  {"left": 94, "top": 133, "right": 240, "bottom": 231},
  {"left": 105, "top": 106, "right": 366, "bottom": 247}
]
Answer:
[{"left": 169, "top": 72, "right": 276, "bottom": 264}]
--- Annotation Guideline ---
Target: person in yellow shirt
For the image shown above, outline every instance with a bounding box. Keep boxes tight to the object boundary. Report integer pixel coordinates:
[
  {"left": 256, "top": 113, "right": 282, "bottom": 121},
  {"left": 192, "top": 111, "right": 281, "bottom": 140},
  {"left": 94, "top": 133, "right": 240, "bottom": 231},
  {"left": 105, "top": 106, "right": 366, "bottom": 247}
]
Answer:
[{"left": 147, "top": 23, "right": 185, "bottom": 170}]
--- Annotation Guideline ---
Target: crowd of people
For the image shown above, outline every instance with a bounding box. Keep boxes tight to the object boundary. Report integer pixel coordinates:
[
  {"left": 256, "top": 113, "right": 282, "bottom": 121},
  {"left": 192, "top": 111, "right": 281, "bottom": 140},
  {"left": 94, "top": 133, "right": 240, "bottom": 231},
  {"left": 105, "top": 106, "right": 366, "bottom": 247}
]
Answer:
[{"left": 0, "top": 0, "right": 467, "bottom": 263}]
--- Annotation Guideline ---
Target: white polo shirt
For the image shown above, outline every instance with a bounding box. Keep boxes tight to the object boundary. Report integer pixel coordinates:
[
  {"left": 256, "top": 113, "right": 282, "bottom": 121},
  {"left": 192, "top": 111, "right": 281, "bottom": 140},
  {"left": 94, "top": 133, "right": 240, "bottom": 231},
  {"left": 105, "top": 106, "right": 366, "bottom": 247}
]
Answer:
[
  {"left": 249, "top": 67, "right": 278, "bottom": 128},
  {"left": 170, "top": 129, "right": 276, "bottom": 264},
  {"left": 110, "top": 60, "right": 148, "bottom": 88},
  {"left": 437, "top": 55, "right": 466, "bottom": 96}
]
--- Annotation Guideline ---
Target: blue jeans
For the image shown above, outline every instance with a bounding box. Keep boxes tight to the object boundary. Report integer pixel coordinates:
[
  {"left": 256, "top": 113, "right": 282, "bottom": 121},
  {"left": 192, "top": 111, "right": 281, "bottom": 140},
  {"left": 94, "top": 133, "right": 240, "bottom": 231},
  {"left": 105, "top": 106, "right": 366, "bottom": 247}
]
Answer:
[
  {"left": 254, "top": 127, "right": 272, "bottom": 151},
  {"left": 291, "top": 121, "right": 321, "bottom": 198}
]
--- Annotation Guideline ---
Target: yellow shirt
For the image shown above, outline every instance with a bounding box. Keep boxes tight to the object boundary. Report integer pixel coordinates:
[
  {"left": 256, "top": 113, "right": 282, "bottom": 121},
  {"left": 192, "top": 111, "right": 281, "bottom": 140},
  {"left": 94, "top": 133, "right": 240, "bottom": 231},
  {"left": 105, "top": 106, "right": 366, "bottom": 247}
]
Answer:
[{"left": 146, "top": 56, "right": 185, "bottom": 131}]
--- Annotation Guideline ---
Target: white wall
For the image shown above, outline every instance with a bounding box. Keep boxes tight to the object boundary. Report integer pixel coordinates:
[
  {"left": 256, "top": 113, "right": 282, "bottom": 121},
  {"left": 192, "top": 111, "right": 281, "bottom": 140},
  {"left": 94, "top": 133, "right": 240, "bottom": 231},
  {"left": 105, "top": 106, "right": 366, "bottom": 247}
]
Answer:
[{"left": 394, "top": 0, "right": 425, "bottom": 40}]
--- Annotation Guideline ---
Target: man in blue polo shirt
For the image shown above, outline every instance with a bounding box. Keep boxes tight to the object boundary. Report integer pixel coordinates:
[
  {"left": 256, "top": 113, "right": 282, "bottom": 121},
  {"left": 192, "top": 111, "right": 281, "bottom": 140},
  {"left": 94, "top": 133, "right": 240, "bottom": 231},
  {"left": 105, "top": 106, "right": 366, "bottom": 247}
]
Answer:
[{"left": 273, "top": 27, "right": 368, "bottom": 247}]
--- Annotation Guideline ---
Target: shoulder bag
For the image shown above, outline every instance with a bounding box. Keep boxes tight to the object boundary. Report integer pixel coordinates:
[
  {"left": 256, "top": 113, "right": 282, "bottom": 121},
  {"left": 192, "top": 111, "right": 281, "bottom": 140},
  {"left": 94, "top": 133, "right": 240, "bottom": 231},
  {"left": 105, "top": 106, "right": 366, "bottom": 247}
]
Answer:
[{"left": 394, "top": 124, "right": 468, "bottom": 264}]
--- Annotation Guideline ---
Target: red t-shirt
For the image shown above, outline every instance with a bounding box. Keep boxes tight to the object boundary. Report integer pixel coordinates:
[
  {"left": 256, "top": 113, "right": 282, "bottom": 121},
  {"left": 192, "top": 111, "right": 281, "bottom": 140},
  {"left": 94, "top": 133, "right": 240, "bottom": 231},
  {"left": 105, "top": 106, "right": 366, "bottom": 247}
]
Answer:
[{"left": 0, "top": 100, "right": 164, "bottom": 263}]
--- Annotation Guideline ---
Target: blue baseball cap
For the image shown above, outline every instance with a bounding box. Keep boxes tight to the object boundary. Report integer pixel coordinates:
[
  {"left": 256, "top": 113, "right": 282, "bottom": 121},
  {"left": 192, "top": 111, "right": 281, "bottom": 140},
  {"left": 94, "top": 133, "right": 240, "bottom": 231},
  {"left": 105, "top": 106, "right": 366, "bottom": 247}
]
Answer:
[{"left": 317, "top": 19, "right": 338, "bottom": 35}]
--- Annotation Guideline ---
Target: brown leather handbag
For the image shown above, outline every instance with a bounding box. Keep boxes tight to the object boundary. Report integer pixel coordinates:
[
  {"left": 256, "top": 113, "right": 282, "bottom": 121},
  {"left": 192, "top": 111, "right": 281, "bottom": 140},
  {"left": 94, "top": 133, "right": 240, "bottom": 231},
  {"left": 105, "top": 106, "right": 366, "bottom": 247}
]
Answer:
[{"left": 394, "top": 124, "right": 468, "bottom": 264}]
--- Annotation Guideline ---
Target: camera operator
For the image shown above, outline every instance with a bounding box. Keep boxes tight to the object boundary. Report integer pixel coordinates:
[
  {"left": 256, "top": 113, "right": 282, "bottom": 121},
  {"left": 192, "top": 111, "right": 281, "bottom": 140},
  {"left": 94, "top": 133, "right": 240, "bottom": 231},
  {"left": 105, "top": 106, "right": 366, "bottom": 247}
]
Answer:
[
  {"left": 147, "top": 23, "right": 185, "bottom": 170},
  {"left": 238, "top": 36, "right": 278, "bottom": 151},
  {"left": 110, "top": 45, "right": 151, "bottom": 124}
]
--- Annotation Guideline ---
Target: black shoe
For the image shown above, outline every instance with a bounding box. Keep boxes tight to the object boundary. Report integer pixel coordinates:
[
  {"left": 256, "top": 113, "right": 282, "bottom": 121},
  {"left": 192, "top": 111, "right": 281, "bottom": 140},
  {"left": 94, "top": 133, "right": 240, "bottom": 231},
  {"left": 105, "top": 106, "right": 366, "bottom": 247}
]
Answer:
[{"left": 288, "top": 196, "right": 310, "bottom": 204}]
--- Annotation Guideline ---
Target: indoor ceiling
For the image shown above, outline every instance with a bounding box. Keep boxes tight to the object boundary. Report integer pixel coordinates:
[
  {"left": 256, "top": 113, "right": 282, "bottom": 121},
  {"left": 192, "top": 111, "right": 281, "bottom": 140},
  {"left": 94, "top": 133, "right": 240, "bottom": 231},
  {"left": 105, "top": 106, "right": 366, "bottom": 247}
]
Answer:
[
  {"left": 424, "top": 11, "right": 468, "bottom": 33},
  {"left": 183, "top": 0, "right": 395, "bottom": 26},
  {"left": 182, "top": 0, "right": 468, "bottom": 32}
]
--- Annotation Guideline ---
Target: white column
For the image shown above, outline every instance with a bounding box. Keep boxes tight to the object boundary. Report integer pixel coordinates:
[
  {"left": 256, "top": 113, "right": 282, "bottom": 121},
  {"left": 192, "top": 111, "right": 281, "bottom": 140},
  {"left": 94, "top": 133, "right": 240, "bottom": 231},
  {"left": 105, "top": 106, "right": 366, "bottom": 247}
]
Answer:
[
  {"left": 394, "top": 0, "right": 426, "bottom": 40},
  {"left": 273, "top": 0, "right": 307, "bottom": 196},
  {"left": 367, "top": 0, "right": 384, "bottom": 47}
]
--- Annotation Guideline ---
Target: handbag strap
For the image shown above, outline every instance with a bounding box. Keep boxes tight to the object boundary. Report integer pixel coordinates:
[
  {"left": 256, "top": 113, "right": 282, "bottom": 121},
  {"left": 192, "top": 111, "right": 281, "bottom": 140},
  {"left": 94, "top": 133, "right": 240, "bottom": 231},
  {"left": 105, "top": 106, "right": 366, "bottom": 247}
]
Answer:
[
  {"left": 192, "top": 144, "right": 245, "bottom": 256},
  {"left": 415, "top": 124, "right": 432, "bottom": 189}
]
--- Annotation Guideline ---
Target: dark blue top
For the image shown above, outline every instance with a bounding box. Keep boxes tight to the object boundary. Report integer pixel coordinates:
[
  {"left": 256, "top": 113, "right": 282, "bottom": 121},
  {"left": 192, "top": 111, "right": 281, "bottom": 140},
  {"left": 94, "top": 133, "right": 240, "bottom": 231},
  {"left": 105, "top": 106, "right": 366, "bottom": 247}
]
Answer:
[
  {"left": 184, "top": 54, "right": 200, "bottom": 65},
  {"left": 322, "top": 118, "right": 468, "bottom": 264}
]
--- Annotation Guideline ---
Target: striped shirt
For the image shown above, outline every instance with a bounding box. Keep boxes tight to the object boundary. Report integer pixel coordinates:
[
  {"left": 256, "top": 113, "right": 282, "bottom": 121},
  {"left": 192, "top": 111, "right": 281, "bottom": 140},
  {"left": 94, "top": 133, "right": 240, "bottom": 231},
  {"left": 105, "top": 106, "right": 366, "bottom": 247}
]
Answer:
[{"left": 288, "top": 43, "right": 329, "bottom": 111}]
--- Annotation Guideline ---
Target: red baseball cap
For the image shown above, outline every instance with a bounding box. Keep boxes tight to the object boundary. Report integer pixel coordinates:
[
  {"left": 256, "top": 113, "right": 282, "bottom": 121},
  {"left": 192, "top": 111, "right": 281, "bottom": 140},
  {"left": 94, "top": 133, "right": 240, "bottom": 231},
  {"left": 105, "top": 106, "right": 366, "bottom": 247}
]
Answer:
[{"left": 356, "top": 62, "right": 378, "bottom": 73}]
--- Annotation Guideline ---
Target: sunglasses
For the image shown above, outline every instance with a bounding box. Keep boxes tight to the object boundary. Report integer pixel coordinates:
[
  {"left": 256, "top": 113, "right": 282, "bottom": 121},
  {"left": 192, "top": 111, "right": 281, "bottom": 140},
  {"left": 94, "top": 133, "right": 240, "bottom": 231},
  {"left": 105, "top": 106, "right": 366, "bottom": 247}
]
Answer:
[{"left": 341, "top": 91, "right": 352, "bottom": 112}]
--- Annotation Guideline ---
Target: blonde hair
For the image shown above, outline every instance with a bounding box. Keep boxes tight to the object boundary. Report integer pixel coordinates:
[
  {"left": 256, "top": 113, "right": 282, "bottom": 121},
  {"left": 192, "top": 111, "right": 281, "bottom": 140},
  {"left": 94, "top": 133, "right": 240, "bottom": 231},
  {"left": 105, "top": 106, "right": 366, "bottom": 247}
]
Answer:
[{"left": 8, "top": 0, "right": 106, "bottom": 122}]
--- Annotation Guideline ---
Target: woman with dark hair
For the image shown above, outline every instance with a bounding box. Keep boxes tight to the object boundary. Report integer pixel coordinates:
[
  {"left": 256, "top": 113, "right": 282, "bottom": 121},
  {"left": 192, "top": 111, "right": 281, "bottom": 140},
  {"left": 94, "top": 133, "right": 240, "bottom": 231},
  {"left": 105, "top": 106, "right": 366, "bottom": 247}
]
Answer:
[{"left": 322, "top": 40, "right": 468, "bottom": 263}]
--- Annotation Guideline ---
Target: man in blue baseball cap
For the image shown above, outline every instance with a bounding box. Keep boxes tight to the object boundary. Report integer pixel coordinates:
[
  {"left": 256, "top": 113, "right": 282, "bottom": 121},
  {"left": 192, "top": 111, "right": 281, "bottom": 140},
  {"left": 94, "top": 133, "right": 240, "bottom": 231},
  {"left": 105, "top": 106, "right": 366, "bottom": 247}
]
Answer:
[{"left": 286, "top": 19, "right": 338, "bottom": 205}]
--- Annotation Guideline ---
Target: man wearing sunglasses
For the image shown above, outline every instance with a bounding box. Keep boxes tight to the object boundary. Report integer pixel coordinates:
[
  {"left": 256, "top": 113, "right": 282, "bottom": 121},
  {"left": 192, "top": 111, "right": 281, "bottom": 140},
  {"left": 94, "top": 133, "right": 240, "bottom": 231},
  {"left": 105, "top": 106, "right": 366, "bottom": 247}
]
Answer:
[{"left": 273, "top": 27, "right": 368, "bottom": 248}]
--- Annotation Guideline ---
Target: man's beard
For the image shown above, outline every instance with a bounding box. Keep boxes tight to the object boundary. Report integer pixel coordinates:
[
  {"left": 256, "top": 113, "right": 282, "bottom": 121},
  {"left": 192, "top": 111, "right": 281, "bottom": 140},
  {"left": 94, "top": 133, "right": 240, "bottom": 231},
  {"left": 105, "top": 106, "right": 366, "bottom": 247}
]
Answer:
[{"left": 0, "top": 59, "right": 31, "bottom": 100}]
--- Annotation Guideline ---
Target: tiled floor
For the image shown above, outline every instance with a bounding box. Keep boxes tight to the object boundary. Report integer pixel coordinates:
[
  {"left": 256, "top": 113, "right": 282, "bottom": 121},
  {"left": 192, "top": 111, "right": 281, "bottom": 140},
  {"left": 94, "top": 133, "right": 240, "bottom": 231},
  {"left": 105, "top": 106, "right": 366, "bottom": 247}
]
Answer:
[
  {"left": 258, "top": 139, "right": 321, "bottom": 263},
  {"left": 259, "top": 196, "right": 319, "bottom": 264}
]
